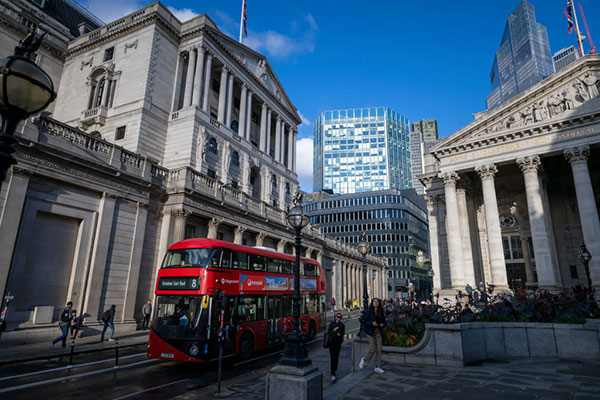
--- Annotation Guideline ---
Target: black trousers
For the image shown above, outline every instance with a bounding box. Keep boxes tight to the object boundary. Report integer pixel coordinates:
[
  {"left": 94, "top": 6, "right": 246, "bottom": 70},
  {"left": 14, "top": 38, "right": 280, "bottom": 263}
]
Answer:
[
  {"left": 142, "top": 315, "right": 150, "bottom": 329},
  {"left": 329, "top": 341, "right": 342, "bottom": 375}
]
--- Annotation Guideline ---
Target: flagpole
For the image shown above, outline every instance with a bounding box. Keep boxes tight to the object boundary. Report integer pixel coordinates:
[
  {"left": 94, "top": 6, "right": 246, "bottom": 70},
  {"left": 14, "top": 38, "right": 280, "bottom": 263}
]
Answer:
[
  {"left": 571, "top": 1, "right": 585, "bottom": 56},
  {"left": 239, "top": 0, "right": 245, "bottom": 43}
]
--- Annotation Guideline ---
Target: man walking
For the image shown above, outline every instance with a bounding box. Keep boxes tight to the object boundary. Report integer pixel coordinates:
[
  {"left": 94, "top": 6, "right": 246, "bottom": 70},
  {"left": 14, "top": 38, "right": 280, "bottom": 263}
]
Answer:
[
  {"left": 142, "top": 299, "right": 152, "bottom": 330},
  {"left": 51, "top": 301, "right": 73, "bottom": 348},
  {"left": 330, "top": 297, "right": 336, "bottom": 313},
  {"left": 101, "top": 304, "right": 116, "bottom": 342}
]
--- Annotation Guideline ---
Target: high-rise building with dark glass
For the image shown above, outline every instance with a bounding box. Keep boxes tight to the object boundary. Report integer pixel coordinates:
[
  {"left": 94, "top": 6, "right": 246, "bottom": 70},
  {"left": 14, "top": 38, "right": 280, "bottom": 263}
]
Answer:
[
  {"left": 486, "top": 0, "right": 554, "bottom": 110},
  {"left": 410, "top": 119, "right": 439, "bottom": 195},
  {"left": 313, "top": 107, "right": 411, "bottom": 194}
]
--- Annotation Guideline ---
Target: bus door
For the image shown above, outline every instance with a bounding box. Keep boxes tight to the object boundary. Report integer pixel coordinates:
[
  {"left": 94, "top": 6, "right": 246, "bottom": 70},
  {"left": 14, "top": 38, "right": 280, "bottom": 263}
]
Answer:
[
  {"left": 266, "top": 295, "right": 282, "bottom": 346},
  {"left": 212, "top": 295, "right": 237, "bottom": 355}
]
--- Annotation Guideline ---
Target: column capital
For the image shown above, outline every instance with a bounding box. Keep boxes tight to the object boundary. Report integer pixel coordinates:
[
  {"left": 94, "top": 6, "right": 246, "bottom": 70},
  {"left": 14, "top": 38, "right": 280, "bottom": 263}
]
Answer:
[
  {"left": 11, "top": 166, "right": 32, "bottom": 178},
  {"left": 172, "top": 208, "right": 192, "bottom": 220},
  {"left": 516, "top": 155, "right": 541, "bottom": 173},
  {"left": 439, "top": 171, "right": 459, "bottom": 186},
  {"left": 475, "top": 163, "right": 498, "bottom": 181},
  {"left": 564, "top": 145, "right": 590, "bottom": 166},
  {"left": 234, "top": 226, "right": 247, "bottom": 235},
  {"left": 208, "top": 217, "right": 222, "bottom": 229},
  {"left": 262, "top": 103, "right": 268, "bottom": 110}
]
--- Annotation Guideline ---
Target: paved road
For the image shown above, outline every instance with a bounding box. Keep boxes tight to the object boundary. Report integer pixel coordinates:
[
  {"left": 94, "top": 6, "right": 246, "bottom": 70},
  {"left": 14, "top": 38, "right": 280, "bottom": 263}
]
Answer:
[{"left": 0, "top": 314, "right": 361, "bottom": 400}]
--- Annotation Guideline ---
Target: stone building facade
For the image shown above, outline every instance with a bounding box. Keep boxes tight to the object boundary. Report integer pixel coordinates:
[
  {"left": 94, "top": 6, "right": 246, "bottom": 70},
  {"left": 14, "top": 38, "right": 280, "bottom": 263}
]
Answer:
[
  {"left": 0, "top": 2, "right": 385, "bottom": 341},
  {"left": 420, "top": 55, "right": 600, "bottom": 296}
]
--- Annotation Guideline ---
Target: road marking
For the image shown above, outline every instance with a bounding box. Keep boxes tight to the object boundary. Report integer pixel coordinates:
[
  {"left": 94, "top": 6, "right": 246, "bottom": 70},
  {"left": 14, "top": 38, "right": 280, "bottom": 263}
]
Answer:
[
  {"left": 0, "top": 358, "right": 158, "bottom": 394},
  {"left": 0, "top": 352, "right": 147, "bottom": 382},
  {"left": 112, "top": 378, "right": 189, "bottom": 400}
]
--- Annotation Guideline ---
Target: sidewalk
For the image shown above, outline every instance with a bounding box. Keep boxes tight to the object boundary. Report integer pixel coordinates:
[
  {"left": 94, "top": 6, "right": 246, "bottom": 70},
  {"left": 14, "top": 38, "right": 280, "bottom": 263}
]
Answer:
[{"left": 0, "top": 329, "right": 149, "bottom": 366}]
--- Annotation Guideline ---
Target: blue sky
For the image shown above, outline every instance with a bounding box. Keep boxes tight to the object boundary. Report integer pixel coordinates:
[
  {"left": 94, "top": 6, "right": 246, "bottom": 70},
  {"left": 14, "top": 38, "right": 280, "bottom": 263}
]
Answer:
[{"left": 79, "top": 0, "right": 600, "bottom": 192}]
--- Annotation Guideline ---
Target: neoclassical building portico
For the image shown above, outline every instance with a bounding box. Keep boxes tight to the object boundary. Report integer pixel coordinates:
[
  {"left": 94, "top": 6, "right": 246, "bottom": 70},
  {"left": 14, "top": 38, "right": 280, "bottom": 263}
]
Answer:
[{"left": 420, "top": 55, "right": 600, "bottom": 295}]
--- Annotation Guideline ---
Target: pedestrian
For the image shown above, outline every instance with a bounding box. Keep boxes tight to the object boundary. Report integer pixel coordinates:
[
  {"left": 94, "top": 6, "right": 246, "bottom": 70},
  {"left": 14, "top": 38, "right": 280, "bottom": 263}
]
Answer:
[
  {"left": 353, "top": 299, "right": 357, "bottom": 310},
  {"left": 51, "top": 301, "right": 73, "bottom": 348},
  {"left": 330, "top": 297, "right": 336, "bottom": 313},
  {"left": 142, "top": 299, "right": 152, "bottom": 330},
  {"left": 465, "top": 284, "right": 474, "bottom": 303},
  {"left": 69, "top": 310, "right": 78, "bottom": 339},
  {"left": 358, "top": 298, "right": 386, "bottom": 374},
  {"left": 101, "top": 304, "right": 116, "bottom": 342},
  {"left": 328, "top": 313, "right": 345, "bottom": 382}
]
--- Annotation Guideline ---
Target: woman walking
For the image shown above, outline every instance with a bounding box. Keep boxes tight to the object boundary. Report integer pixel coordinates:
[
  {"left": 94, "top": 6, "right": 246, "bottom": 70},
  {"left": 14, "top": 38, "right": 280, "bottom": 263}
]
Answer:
[
  {"left": 358, "top": 298, "right": 386, "bottom": 374},
  {"left": 328, "top": 313, "right": 345, "bottom": 382}
]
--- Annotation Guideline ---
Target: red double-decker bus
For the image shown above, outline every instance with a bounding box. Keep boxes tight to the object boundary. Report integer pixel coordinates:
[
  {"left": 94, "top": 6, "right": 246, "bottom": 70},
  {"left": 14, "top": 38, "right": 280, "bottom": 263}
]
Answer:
[{"left": 147, "top": 239, "right": 327, "bottom": 362}]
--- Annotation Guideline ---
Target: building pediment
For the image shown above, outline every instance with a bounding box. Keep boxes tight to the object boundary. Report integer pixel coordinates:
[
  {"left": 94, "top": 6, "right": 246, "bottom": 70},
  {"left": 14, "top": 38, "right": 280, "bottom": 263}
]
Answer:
[{"left": 432, "top": 55, "right": 600, "bottom": 157}]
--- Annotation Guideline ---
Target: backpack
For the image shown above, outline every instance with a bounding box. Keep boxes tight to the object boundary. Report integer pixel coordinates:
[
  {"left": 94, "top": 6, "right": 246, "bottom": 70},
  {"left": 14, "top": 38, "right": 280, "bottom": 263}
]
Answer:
[
  {"left": 60, "top": 308, "right": 71, "bottom": 323},
  {"left": 102, "top": 309, "right": 111, "bottom": 323}
]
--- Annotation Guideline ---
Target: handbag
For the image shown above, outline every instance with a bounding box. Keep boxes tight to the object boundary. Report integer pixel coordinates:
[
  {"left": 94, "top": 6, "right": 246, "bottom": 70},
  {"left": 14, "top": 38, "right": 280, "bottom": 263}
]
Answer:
[{"left": 323, "top": 332, "right": 331, "bottom": 349}]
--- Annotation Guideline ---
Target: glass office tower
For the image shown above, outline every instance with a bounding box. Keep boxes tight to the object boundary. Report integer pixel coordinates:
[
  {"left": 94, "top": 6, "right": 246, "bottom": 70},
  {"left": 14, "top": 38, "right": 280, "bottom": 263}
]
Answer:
[
  {"left": 486, "top": 0, "right": 554, "bottom": 110},
  {"left": 313, "top": 107, "right": 411, "bottom": 194}
]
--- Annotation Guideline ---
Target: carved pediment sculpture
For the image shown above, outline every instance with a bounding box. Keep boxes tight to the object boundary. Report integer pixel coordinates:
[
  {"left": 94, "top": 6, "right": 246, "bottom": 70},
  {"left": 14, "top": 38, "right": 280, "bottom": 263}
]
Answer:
[{"left": 255, "top": 59, "right": 267, "bottom": 83}]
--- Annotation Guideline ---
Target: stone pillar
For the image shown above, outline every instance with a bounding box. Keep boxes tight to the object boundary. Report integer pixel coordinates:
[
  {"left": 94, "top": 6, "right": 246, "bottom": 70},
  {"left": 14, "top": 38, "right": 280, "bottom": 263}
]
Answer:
[
  {"left": 172, "top": 209, "right": 191, "bottom": 244},
  {"left": 238, "top": 84, "right": 248, "bottom": 137},
  {"left": 456, "top": 186, "right": 475, "bottom": 287},
  {"left": 305, "top": 248, "right": 312, "bottom": 258},
  {"left": 122, "top": 202, "right": 148, "bottom": 322},
  {"left": 207, "top": 217, "right": 222, "bottom": 239},
  {"left": 201, "top": 53, "right": 213, "bottom": 112},
  {"left": 234, "top": 226, "right": 246, "bottom": 245},
  {"left": 335, "top": 261, "right": 342, "bottom": 307},
  {"left": 287, "top": 126, "right": 294, "bottom": 168},
  {"left": 521, "top": 235, "right": 536, "bottom": 287},
  {"left": 425, "top": 196, "right": 442, "bottom": 291},
  {"left": 84, "top": 193, "right": 118, "bottom": 319},
  {"left": 440, "top": 172, "right": 465, "bottom": 290},
  {"left": 517, "top": 155, "right": 559, "bottom": 291},
  {"left": 217, "top": 66, "right": 228, "bottom": 123},
  {"left": 101, "top": 78, "right": 111, "bottom": 107},
  {"left": 277, "top": 239, "right": 286, "bottom": 253},
  {"left": 256, "top": 232, "right": 266, "bottom": 247},
  {"left": 293, "top": 130, "right": 297, "bottom": 172},
  {"left": 275, "top": 117, "right": 282, "bottom": 163},
  {"left": 0, "top": 168, "right": 31, "bottom": 303},
  {"left": 260, "top": 104, "right": 268, "bottom": 152},
  {"left": 171, "top": 52, "right": 184, "bottom": 111},
  {"left": 192, "top": 47, "right": 205, "bottom": 106},
  {"left": 183, "top": 48, "right": 196, "bottom": 107},
  {"left": 225, "top": 72, "right": 234, "bottom": 127},
  {"left": 565, "top": 145, "right": 600, "bottom": 290},
  {"left": 266, "top": 109, "right": 272, "bottom": 156},
  {"left": 475, "top": 164, "right": 509, "bottom": 291},
  {"left": 245, "top": 91, "right": 253, "bottom": 140}
]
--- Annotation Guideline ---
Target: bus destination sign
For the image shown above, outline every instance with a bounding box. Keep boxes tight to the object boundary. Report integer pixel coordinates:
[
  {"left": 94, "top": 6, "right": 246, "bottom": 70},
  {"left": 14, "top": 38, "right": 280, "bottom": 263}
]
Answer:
[{"left": 158, "top": 277, "right": 200, "bottom": 290}]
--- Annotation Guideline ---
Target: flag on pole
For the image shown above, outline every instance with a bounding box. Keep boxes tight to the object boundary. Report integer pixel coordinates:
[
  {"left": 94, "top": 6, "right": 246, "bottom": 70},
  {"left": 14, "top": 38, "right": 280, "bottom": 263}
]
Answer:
[
  {"left": 566, "top": 0, "right": 574, "bottom": 34},
  {"left": 243, "top": 0, "right": 248, "bottom": 37}
]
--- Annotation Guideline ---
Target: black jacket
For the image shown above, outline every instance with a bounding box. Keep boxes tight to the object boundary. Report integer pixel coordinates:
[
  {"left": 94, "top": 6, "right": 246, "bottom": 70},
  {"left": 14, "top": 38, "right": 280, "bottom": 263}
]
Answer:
[
  {"left": 327, "top": 320, "right": 345, "bottom": 345},
  {"left": 362, "top": 307, "right": 386, "bottom": 336}
]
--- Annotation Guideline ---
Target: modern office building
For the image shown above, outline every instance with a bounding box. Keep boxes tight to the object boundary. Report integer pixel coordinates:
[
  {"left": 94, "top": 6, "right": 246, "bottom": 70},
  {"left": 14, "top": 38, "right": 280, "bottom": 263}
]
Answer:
[
  {"left": 313, "top": 107, "right": 411, "bottom": 194},
  {"left": 553, "top": 46, "right": 579, "bottom": 72},
  {"left": 486, "top": 0, "right": 554, "bottom": 110},
  {"left": 410, "top": 119, "right": 439, "bottom": 195},
  {"left": 305, "top": 189, "right": 431, "bottom": 300}
]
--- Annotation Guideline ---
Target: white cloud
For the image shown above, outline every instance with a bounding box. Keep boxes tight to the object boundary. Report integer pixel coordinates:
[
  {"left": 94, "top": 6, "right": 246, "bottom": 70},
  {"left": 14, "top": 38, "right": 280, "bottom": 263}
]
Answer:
[
  {"left": 167, "top": 6, "right": 199, "bottom": 22},
  {"left": 298, "top": 112, "right": 312, "bottom": 126},
  {"left": 296, "top": 138, "right": 313, "bottom": 192}
]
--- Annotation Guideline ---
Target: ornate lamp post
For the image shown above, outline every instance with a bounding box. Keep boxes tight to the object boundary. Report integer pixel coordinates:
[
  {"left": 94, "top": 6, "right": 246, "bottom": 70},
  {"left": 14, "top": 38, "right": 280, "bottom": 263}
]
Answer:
[
  {"left": 281, "top": 192, "right": 311, "bottom": 367},
  {"left": 357, "top": 232, "right": 371, "bottom": 311},
  {"left": 408, "top": 281, "right": 415, "bottom": 299},
  {"left": 427, "top": 268, "right": 434, "bottom": 301},
  {"left": 0, "top": 27, "right": 56, "bottom": 182},
  {"left": 578, "top": 242, "right": 593, "bottom": 298}
]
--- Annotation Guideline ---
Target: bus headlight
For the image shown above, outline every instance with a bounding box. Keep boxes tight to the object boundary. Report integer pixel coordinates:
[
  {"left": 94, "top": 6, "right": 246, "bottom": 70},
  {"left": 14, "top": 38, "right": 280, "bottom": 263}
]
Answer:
[{"left": 189, "top": 344, "right": 200, "bottom": 356}]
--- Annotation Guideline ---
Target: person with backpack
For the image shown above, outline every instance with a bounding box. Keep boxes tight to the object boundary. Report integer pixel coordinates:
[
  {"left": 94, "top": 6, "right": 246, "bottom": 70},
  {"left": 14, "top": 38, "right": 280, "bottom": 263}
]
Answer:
[
  {"left": 51, "top": 301, "right": 73, "bottom": 348},
  {"left": 142, "top": 299, "right": 152, "bottom": 330},
  {"left": 100, "top": 304, "right": 116, "bottom": 342},
  {"left": 327, "top": 312, "right": 345, "bottom": 382},
  {"left": 358, "top": 298, "right": 387, "bottom": 374}
]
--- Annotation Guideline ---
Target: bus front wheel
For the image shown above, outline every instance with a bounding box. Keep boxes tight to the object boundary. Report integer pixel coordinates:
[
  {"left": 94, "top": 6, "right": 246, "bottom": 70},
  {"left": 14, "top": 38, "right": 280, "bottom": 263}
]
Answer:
[{"left": 239, "top": 333, "right": 254, "bottom": 360}]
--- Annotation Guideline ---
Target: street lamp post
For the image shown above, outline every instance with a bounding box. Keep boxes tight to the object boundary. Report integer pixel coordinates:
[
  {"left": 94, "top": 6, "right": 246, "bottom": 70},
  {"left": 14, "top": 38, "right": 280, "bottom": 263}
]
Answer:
[
  {"left": 408, "top": 281, "right": 415, "bottom": 299},
  {"left": 578, "top": 242, "right": 593, "bottom": 299},
  {"left": 357, "top": 232, "right": 371, "bottom": 311},
  {"left": 280, "top": 192, "right": 311, "bottom": 367},
  {"left": 427, "top": 269, "right": 434, "bottom": 301},
  {"left": 0, "top": 26, "right": 56, "bottom": 182}
]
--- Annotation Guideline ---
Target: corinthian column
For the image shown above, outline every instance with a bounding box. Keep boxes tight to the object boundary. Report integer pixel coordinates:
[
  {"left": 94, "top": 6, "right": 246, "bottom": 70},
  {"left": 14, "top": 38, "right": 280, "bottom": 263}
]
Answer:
[
  {"left": 475, "top": 164, "right": 509, "bottom": 292},
  {"left": 217, "top": 66, "right": 228, "bottom": 123},
  {"left": 192, "top": 47, "right": 205, "bottom": 106},
  {"left": 238, "top": 84, "right": 248, "bottom": 137},
  {"left": 260, "top": 104, "right": 268, "bottom": 151},
  {"left": 456, "top": 185, "right": 475, "bottom": 287},
  {"left": 234, "top": 226, "right": 246, "bottom": 244},
  {"left": 207, "top": 217, "right": 222, "bottom": 239},
  {"left": 201, "top": 53, "right": 213, "bottom": 112},
  {"left": 225, "top": 72, "right": 234, "bottom": 127},
  {"left": 245, "top": 91, "right": 253, "bottom": 140},
  {"left": 425, "top": 196, "right": 442, "bottom": 291},
  {"left": 517, "top": 155, "right": 559, "bottom": 291},
  {"left": 565, "top": 145, "right": 600, "bottom": 291},
  {"left": 183, "top": 48, "right": 196, "bottom": 107},
  {"left": 275, "top": 117, "right": 282, "bottom": 163},
  {"left": 440, "top": 172, "right": 464, "bottom": 290}
]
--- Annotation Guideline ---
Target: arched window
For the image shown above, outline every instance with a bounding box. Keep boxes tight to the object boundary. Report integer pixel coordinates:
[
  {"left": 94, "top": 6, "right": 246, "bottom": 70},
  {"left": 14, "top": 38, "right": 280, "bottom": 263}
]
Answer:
[
  {"left": 94, "top": 78, "right": 106, "bottom": 107},
  {"left": 208, "top": 138, "right": 218, "bottom": 154},
  {"left": 231, "top": 151, "right": 240, "bottom": 167}
]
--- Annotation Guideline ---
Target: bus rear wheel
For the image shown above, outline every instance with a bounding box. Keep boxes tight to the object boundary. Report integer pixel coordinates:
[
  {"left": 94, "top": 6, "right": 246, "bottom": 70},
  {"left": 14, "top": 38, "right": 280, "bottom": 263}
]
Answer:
[{"left": 239, "top": 333, "right": 254, "bottom": 360}]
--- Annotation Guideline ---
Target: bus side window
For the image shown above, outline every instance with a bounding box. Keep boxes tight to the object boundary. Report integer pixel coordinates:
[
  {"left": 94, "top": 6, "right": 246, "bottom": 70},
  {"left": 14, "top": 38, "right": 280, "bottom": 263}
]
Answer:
[
  {"left": 238, "top": 295, "right": 256, "bottom": 323},
  {"left": 300, "top": 262, "right": 305, "bottom": 276},
  {"left": 221, "top": 249, "right": 232, "bottom": 268},
  {"left": 256, "top": 295, "right": 265, "bottom": 321},
  {"left": 281, "top": 260, "right": 293, "bottom": 275},
  {"left": 304, "top": 263, "right": 316, "bottom": 277},
  {"left": 315, "top": 265, "right": 321, "bottom": 277},
  {"left": 267, "top": 258, "right": 281, "bottom": 274},
  {"left": 233, "top": 252, "right": 249, "bottom": 270},
  {"left": 281, "top": 295, "right": 292, "bottom": 317},
  {"left": 210, "top": 249, "right": 222, "bottom": 268},
  {"left": 250, "top": 254, "right": 265, "bottom": 272}
]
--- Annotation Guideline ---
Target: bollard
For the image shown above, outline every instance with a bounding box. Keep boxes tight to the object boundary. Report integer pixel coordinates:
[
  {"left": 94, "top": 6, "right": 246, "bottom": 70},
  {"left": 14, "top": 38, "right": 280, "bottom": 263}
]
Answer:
[
  {"left": 68, "top": 338, "right": 75, "bottom": 367},
  {"left": 114, "top": 338, "right": 119, "bottom": 368}
]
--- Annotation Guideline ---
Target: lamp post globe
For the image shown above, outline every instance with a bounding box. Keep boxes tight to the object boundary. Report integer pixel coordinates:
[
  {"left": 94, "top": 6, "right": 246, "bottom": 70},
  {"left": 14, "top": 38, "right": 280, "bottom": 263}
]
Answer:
[
  {"left": 0, "top": 27, "right": 55, "bottom": 182},
  {"left": 408, "top": 281, "right": 415, "bottom": 298},
  {"left": 280, "top": 192, "right": 311, "bottom": 367}
]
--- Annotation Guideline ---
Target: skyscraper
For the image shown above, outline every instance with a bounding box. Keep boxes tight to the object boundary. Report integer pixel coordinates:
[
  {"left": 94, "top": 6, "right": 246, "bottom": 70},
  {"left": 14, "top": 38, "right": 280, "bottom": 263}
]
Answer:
[
  {"left": 553, "top": 46, "right": 579, "bottom": 72},
  {"left": 410, "top": 119, "right": 439, "bottom": 195},
  {"left": 313, "top": 107, "right": 411, "bottom": 194},
  {"left": 486, "top": 0, "right": 554, "bottom": 110}
]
